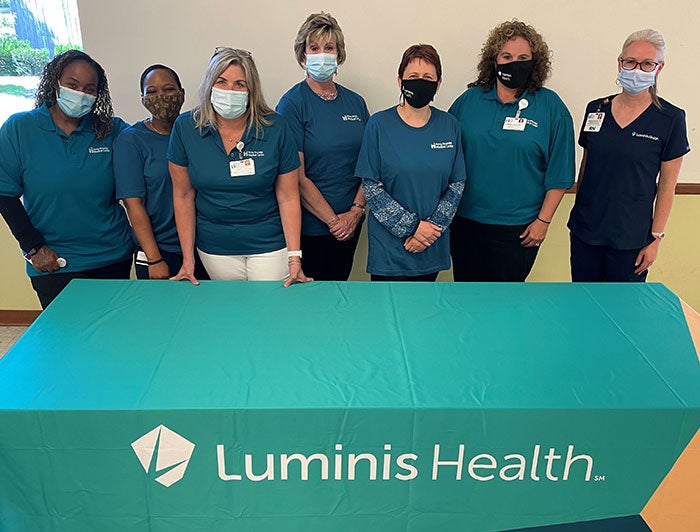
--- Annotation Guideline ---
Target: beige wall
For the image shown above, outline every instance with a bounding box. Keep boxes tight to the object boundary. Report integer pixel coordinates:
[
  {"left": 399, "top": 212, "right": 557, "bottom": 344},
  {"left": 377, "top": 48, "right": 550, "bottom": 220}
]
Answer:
[
  {"left": 1, "top": 0, "right": 698, "bottom": 309},
  {"left": 3, "top": 195, "right": 699, "bottom": 311}
]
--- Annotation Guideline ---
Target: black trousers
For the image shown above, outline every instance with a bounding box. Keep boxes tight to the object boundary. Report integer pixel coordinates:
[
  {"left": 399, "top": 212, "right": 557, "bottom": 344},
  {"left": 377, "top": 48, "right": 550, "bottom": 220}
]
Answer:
[
  {"left": 301, "top": 227, "right": 362, "bottom": 281},
  {"left": 450, "top": 216, "right": 539, "bottom": 282},
  {"left": 570, "top": 233, "right": 648, "bottom": 282},
  {"left": 30, "top": 258, "right": 133, "bottom": 309},
  {"left": 371, "top": 272, "right": 439, "bottom": 282}
]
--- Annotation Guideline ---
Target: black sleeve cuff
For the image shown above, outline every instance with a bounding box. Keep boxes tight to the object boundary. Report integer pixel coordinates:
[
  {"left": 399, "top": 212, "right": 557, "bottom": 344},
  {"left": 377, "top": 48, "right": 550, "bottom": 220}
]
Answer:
[{"left": 0, "top": 195, "right": 45, "bottom": 253}]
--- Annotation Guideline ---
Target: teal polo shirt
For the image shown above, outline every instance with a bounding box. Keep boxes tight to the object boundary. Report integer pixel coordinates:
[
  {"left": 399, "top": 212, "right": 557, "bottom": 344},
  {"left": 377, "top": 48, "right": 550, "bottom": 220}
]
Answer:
[
  {"left": 168, "top": 111, "right": 300, "bottom": 255},
  {"left": 449, "top": 86, "right": 575, "bottom": 225},
  {"left": 0, "top": 104, "right": 132, "bottom": 276}
]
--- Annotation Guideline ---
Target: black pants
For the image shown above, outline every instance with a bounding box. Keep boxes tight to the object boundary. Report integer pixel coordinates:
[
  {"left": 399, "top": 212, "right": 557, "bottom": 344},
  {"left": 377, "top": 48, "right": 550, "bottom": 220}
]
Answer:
[
  {"left": 30, "top": 258, "right": 133, "bottom": 309},
  {"left": 450, "top": 216, "right": 539, "bottom": 282},
  {"left": 570, "top": 233, "right": 647, "bottom": 282},
  {"left": 301, "top": 228, "right": 362, "bottom": 281},
  {"left": 134, "top": 248, "right": 210, "bottom": 281},
  {"left": 371, "top": 272, "right": 439, "bottom": 282}
]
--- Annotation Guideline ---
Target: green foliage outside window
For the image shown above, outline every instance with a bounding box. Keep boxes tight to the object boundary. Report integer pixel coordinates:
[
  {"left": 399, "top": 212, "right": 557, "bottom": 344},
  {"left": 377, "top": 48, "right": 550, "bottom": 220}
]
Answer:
[{"left": 0, "top": 34, "right": 49, "bottom": 75}]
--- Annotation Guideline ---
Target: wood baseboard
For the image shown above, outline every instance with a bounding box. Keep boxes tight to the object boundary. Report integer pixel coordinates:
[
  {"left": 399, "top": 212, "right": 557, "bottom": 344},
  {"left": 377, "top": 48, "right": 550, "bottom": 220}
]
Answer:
[{"left": 0, "top": 310, "right": 41, "bottom": 326}]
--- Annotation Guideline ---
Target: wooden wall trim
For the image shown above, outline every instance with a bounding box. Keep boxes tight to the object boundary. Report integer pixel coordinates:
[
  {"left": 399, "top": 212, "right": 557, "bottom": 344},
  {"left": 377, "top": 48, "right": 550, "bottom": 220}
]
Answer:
[
  {"left": 566, "top": 183, "right": 700, "bottom": 194},
  {"left": 0, "top": 310, "right": 41, "bottom": 326}
]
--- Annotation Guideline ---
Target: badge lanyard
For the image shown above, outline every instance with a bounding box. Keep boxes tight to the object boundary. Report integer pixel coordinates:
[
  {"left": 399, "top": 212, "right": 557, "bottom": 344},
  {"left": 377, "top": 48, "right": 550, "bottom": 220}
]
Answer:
[
  {"left": 503, "top": 98, "right": 529, "bottom": 131},
  {"left": 229, "top": 140, "right": 256, "bottom": 177}
]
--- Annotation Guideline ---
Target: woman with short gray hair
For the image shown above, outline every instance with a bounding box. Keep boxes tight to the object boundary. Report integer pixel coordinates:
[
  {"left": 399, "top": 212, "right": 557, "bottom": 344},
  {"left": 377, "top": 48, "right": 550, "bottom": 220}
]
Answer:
[
  {"left": 168, "top": 47, "right": 311, "bottom": 286},
  {"left": 568, "top": 29, "right": 690, "bottom": 282}
]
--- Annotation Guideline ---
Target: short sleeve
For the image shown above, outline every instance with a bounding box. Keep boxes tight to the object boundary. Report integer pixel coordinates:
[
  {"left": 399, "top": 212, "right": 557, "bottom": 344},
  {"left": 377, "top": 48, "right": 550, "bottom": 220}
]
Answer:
[
  {"left": 111, "top": 117, "right": 130, "bottom": 139},
  {"left": 661, "top": 108, "right": 690, "bottom": 161},
  {"left": 276, "top": 115, "right": 302, "bottom": 175},
  {"left": 544, "top": 95, "right": 576, "bottom": 190},
  {"left": 354, "top": 117, "right": 381, "bottom": 182},
  {"left": 449, "top": 119, "right": 467, "bottom": 184},
  {"left": 113, "top": 130, "right": 146, "bottom": 200},
  {"left": 0, "top": 117, "right": 24, "bottom": 197},
  {"left": 577, "top": 100, "right": 598, "bottom": 149},
  {"left": 167, "top": 115, "right": 189, "bottom": 167},
  {"left": 275, "top": 93, "right": 304, "bottom": 152}
]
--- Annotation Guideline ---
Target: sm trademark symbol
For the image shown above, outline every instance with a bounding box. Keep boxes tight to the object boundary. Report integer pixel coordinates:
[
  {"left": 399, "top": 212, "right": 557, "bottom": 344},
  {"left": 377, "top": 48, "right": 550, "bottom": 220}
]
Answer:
[{"left": 594, "top": 475, "right": 606, "bottom": 481}]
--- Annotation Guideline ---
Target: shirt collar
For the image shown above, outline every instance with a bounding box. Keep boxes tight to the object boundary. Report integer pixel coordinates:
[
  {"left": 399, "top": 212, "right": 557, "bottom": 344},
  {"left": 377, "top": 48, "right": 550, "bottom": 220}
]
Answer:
[{"left": 36, "top": 103, "right": 96, "bottom": 134}]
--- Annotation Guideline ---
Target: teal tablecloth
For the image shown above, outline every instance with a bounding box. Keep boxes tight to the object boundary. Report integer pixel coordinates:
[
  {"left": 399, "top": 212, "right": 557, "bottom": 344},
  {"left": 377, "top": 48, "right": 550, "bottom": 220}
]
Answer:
[{"left": 0, "top": 280, "right": 699, "bottom": 531}]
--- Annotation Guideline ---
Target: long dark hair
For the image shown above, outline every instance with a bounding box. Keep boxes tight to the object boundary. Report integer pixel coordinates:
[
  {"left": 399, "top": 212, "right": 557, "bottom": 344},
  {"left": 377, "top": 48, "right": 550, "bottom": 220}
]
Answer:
[{"left": 35, "top": 50, "right": 114, "bottom": 140}]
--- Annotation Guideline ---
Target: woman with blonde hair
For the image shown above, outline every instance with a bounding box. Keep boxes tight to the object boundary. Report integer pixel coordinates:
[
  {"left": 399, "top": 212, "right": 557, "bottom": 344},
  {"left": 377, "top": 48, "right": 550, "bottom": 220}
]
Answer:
[
  {"left": 168, "top": 48, "right": 310, "bottom": 286},
  {"left": 276, "top": 12, "right": 369, "bottom": 280},
  {"left": 568, "top": 29, "right": 689, "bottom": 281}
]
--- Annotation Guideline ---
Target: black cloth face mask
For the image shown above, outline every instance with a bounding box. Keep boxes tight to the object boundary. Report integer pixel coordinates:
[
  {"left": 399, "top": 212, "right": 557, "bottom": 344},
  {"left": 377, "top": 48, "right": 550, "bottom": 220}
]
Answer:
[
  {"left": 495, "top": 60, "right": 534, "bottom": 89},
  {"left": 401, "top": 79, "right": 438, "bottom": 109}
]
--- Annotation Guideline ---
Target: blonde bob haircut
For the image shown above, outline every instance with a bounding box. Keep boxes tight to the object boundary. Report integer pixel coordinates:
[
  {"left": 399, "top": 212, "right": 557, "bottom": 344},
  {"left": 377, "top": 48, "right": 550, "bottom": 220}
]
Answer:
[
  {"left": 192, "top": 48, "right": 272, "bottom": 134},
  {"left": 293, "top": 12, "right": 346, "bottom": 68},
  {"left": 620, "top": 28, "right": 666, "bottom": 109}
]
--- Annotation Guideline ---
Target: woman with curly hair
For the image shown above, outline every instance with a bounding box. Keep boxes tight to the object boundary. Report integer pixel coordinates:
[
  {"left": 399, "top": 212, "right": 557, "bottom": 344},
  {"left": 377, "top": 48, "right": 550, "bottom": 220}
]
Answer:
[
  {"left": 0, "top": 49, "right": 132, "bottom": 308},
  {"left": 449, "top": 20, "right": 575, "bottom": 282}
]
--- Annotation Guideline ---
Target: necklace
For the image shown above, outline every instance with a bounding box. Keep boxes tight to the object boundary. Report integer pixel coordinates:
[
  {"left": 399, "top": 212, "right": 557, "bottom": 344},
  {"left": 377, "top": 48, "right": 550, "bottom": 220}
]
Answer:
[
  {"left": 316, "top": 90, "right": 337, "bottom": 101},
  {"left": 146, "top": 118, "right": 170, "bottom": 135}
]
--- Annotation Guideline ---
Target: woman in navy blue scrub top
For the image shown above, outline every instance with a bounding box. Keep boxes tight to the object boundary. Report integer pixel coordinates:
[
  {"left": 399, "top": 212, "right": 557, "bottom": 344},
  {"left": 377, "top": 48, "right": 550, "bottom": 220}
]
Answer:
[
  {"left": 114, "top": 64, "right": 208, "bottom": 281},
  {"left": 168, "top": 48, "right": 311, "bottom": 287},
  {"left": 0, "top": 50, "right": 132, "bottom": 308},
  {"left": 448, "top": 20, "right": 575, "bottom": 282},
  {"left": 355, "top": 44, "right": 466, "bottom": 282},
  {"left": 276, "top": 12, "right": 370, "bottom": 281},
  {"left": 568, "top": 29, "right": 690, "bottom": 282}
]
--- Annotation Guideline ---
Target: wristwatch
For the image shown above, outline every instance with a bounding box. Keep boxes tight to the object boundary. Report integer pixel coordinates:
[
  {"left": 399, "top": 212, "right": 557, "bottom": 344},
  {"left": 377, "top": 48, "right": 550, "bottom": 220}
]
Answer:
[
  {"left": 351, "top": 203, "right": 366, "bottom": 215},
  {"left": 651, "top": 231, "right": 665, "bottom": 239}
]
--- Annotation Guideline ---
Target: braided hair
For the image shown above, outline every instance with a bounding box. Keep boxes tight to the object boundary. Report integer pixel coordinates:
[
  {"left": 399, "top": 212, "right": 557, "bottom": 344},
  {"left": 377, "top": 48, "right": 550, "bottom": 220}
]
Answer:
[{"left": 35, "top": 50, "right": 114, "bottom": 140}]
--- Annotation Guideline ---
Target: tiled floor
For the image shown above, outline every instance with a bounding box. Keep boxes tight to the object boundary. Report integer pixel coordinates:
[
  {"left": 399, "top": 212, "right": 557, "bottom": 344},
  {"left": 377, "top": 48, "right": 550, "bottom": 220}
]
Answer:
[{"left": 0, "top": 327, "right": 27, "bottom": 359}]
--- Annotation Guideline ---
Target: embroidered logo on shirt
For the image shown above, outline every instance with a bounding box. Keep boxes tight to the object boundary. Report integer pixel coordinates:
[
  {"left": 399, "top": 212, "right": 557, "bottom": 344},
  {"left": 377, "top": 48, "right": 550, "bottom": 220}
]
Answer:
[
  {"left": 242, "top": 150, "right": 264, "bottom": 157},
  {"left": 342, "top": 114, "right": 361, "bottom": 122},
  {"left": 431, "top": 141, "right": 454, "bottom": 149},
  {"left": 631, "top": 132, "right": 659, "bottom": 141},
  {"left": 88, "top": 146, "right": 110, "bottom": 154}
]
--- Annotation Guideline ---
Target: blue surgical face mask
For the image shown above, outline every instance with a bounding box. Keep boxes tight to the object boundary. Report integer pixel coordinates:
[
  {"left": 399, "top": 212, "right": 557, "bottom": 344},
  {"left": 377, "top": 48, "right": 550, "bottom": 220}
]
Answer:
[
  {"left": 210, "top": 87, "right": 248, "bottom": 119},
  {"left": 56, "top": 85, "right": 96, "bottom": 118},
  {"left": 305, "top": 53, "right": 338, "bottom": 82},
  {"left": 617, "top": 68, "right": 656, "bottom": 95}
]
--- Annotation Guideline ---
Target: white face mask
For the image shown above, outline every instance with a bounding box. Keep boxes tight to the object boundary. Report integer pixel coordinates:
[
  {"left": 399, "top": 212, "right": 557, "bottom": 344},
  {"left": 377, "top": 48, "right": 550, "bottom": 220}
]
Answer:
[
  {"left": 56, "top": 85, "right": 96, "bottom": 118},
  {"left": 305, "top": 53, "right": 338, "bottom": 82},
  {"left": 210, "top": 87, "right": 248, "bottom": 119},
  {"left": 617, "top": 68, "right": 656, "bottom": 95}
]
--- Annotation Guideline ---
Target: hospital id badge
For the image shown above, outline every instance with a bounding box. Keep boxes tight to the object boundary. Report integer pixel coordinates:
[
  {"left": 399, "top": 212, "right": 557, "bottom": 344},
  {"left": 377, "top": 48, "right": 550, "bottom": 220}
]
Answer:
[
  {"left": 503, "top": 117, "right": 526, "bottom": 131},
  {"left": 584, "top": 112, "right": 605, "bottom": 132},
  {"left": 230, "top": 158, "right": 255, "bottom": 177}
]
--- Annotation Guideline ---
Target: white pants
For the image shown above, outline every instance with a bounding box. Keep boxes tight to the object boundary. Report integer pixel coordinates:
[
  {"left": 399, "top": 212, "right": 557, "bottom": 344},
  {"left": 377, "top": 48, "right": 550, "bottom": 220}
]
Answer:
[{"left": 197, "top": 247, "right": 289, "bottom": 281}]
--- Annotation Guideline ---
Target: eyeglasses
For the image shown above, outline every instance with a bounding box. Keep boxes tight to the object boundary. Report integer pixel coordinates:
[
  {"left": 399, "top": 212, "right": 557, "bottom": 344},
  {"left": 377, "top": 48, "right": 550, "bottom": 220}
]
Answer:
[
  {"left": 619, "top": 58, "right": 659, "bottom": 72},
  {"left": 212, "top": 47, "right": 252, "bottom": 58}
]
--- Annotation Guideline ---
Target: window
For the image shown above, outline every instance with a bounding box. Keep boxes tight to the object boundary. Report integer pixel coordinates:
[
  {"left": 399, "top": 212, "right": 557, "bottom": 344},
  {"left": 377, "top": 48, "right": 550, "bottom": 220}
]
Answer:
[{"left": 0, "top": 0, "right": 82, "bottom": 124}]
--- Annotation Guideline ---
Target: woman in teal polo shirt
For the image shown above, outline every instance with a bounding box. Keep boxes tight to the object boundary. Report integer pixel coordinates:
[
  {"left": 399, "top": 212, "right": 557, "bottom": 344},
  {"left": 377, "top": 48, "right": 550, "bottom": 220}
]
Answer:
[
  {"left": 168, "top": 48, "right": 311, "bottom": 287},
  {"left": 449, "top": 20, "right": 575, "bottom": 282},
  {"left": 0, "top": 50, "right": 132, "bottom": 308}
]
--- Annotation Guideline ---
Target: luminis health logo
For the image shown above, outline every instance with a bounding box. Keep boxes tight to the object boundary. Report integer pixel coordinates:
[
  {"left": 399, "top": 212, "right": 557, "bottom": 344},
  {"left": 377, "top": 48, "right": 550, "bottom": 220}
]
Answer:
[{"left": 131, "top": 425, "right": 195, "bottom": 487}]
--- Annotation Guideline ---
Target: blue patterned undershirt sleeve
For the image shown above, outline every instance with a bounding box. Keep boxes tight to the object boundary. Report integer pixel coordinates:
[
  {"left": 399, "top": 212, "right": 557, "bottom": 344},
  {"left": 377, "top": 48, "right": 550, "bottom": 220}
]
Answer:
[
  {"left": 362, "top": 179, "right": 419, "bottom": 238},
  {"left": 427, "top": 181, "right": 465, "bottom": 231}
]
